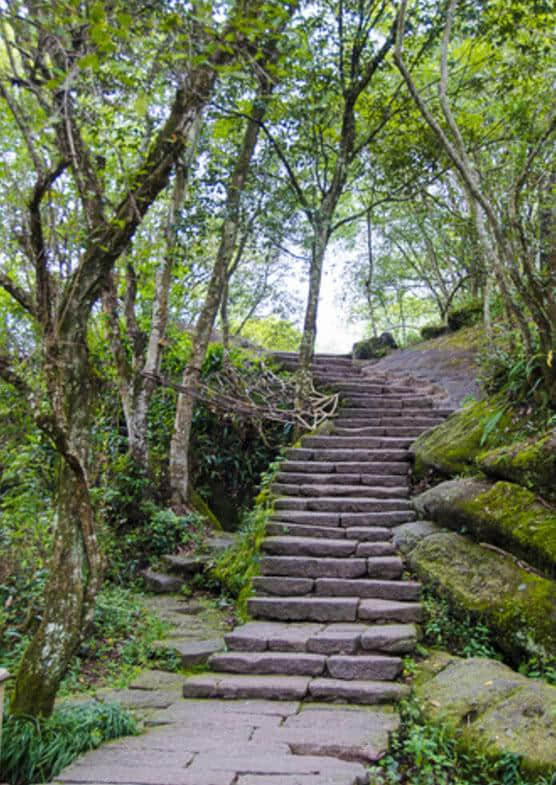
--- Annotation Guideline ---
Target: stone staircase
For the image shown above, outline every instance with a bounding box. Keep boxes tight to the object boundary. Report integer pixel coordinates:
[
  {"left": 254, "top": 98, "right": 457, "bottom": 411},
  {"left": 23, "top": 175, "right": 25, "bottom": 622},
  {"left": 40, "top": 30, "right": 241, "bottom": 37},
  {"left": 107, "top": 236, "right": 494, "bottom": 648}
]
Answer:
[{"left": 183, "top": 353, "right": 453, "bottom": 705}]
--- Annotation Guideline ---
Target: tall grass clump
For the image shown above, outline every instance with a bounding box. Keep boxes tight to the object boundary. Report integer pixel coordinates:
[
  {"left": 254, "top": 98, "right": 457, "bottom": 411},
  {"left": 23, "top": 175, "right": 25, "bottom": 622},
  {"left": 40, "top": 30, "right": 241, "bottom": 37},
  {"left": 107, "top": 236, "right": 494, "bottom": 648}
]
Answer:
[{"left": 1, "top": 700, "right": 138, "bottom": 785}]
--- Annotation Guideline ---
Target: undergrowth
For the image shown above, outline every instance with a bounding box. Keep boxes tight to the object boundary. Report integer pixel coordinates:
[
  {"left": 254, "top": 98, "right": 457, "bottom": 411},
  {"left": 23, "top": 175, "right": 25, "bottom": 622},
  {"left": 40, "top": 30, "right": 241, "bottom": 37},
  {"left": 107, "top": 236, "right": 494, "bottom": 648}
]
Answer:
[
  {"left": 210, "top": 454, "right": 285, "bottom": 618},
  {"left": 368, "top": 698, "right": 555, "bottom": 785},
  {"left": 421, "top": 589, "right": 556, "bottom": 685},
  {"left": 0, "top": 700, "right": 138, "bottom": 785}
]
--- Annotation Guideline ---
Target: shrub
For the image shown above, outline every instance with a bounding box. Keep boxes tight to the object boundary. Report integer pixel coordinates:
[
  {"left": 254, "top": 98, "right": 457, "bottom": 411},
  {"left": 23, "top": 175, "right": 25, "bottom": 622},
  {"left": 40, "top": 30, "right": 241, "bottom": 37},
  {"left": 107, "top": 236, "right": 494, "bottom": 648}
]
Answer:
[
  {"left": 447, "top": 299, "right": 483, "bottom": 331},
  {"left": 420, "top": 324, "right": 448, "bottom": 340},
  {"left": 0, "top": 701, "right": 138, "bottom": 785}
]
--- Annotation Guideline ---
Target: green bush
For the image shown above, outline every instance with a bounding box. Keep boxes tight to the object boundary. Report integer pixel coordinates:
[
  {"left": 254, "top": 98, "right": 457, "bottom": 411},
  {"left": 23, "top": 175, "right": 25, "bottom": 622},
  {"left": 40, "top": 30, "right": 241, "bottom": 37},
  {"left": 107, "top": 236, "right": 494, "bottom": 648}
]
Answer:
[{"left": 0, "top": 701, "right": 138, "bottom": 785}]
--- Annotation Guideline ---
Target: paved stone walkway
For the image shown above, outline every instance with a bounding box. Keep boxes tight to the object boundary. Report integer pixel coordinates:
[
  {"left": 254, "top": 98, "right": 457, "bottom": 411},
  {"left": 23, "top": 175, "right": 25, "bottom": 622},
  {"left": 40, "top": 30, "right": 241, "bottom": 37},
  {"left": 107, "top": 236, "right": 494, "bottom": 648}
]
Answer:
[{"left": 53, "top": 354, "right": 452, "bottom": 785}]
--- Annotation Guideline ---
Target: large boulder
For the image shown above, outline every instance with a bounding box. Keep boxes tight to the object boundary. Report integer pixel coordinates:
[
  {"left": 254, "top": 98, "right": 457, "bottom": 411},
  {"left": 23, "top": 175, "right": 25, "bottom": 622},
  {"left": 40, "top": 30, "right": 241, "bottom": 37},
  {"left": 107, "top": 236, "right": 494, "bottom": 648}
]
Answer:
[
  {"left": 391, "top": 520, "right": 445, "bottom": 556},
  {"left": 352, "top": 332, "right": 397, "bottom": 360},
  {"left": 478, "top": 430, "right": 556, "bottom": 503},
  {"left": 413, "top": 478, "right": 556, "bottom": 577},
  {"left": 409, "top": 532, "right": 556, "bottom": 662},
  {"left": 414, "top": 653, "right": 556, "bottom": 776},
  {"left": 410, "top": 396, "right": 513, "bottom": 479}
]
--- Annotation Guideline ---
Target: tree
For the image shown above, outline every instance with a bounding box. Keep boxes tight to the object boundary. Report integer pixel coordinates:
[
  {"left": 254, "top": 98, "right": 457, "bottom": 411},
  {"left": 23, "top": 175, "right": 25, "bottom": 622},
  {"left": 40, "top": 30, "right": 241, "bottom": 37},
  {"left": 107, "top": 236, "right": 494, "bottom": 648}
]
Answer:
[
  {"left": 0, "top": 0, "right": 271, "bottom": 716},
  {"left": 394, "top": 0, "right": 556, "bottom": 401}
]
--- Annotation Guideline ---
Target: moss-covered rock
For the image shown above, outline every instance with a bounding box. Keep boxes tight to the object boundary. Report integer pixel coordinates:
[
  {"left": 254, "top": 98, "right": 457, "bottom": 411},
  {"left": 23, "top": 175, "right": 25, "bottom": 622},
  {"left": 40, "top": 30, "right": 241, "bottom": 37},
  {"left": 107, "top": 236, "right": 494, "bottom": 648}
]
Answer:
[
  {"left": 420, "top": 324, "right": 448, "bottom": 341},
  {"left": 414, "top": 653, "right": 556, "bottom": 776},
  {"left": 478, "top": 430, "right": 556, "bottom": 502},
  {"left": 352, "top": 332, "right": 397, "bottom": 360},
  {"left": 409, "top": 396, "right": 513, "bottom": 479},
  {"left": 391, "top": 520, "right": 445, "bottom": 555},
  {"left": 190, "top": 489, "right": 223, "bottom": 531},
  {"left": 447, "top": 300, "right": 483, "bottom": 331},
  {"left": 409, "top": 532, "right": 556, "bottom": 662},
  {"left": 413, "top": 478, "right": 556, "bottom": 577}
]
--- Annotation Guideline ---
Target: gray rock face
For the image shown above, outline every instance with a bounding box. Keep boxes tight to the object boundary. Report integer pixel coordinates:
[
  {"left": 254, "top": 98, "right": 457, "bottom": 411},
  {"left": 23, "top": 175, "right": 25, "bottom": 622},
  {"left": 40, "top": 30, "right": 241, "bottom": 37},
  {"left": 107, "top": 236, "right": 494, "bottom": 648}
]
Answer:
[
  {"left": 391, "top": 520, "right": 444, "bottom": 555},
  {"left": 415, "top": 653, "right": 556, "bottom": 775}
]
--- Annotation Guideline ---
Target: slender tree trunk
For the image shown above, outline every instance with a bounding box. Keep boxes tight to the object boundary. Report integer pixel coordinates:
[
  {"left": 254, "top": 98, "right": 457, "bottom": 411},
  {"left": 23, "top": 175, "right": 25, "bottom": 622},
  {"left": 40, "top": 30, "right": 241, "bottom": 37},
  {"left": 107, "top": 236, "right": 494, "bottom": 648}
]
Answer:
[
  {"left": 296, "top": 218, "right": 329, "bottom": 410},
  {"left": 169, "top": 94, "right": 269, "bottom": 512},
  {"left": 365, "top": 209, "right": 378, "bottom": 338}
]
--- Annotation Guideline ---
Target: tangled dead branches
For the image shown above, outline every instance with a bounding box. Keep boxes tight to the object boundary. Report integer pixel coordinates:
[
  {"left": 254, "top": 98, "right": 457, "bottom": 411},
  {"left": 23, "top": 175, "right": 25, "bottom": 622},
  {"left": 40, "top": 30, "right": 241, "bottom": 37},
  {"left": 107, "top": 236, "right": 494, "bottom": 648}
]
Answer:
[{"left": 142, "top": 358, "right": 338, "bottom": 434}]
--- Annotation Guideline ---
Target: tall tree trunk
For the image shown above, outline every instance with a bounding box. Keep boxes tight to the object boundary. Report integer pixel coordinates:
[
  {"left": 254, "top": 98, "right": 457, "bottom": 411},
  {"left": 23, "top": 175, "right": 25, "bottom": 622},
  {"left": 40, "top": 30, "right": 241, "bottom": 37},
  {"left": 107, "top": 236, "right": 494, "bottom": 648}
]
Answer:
[
  {"left": 11, "top": 329, "right": 102, "bottom": 716},
  {"left": 296, "top": 218, "right": 329, "bottom": 410},
  {"left": 169, "top": 93, "right": 270, "bottom": 512}
]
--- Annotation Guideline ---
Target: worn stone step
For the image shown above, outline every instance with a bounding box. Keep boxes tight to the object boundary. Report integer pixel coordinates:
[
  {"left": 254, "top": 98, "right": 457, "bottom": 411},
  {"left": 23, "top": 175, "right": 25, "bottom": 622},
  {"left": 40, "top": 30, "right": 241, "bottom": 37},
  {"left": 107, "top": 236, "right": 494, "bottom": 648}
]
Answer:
[
  {"left": 271, "top": 483, "right": 409, "bottom": 499},
  {"left": 280, "top": 460, "right": 410, "bottom": 475},
  {"left": 340, "top": 397, "right": 432, "bottom": 409},
  {"left": 261, "top": 555, "right": 367, "bottom": 579},
  {"left": 249, "top": 596, "right": 359, "bottom": 622},
  {"left": 366, "top": 555, "right": 404, "bottom": 579},
  {"left": 308, "top": 678, "right": 409, "bottom": 704},
  {"left": 338, "top": 407, "right": 452, "bottom": 419},
  {"left": 225, "top": 621, "right": 324, "bottom": 652},
  {"left": 332, "top": 426, "right": 425, "bottom": 438},
  {"left": 358, "top": 598, "right": 422, "bottom": 623},
  {"left": 334, "top": 416, "right": 445, "bottom": 428},
  {"left": 270, "top": 509, "right": 415, "bottom": 527},
  {"left": 335, "top": 383, "right": 416, "bottom": 394},
  {"left": 274, "top": 497, "right": 412, "bottom": 512},
  {"left": 262, "top": 536, "right": 357, "bottom": 557},
  {"left": 285, "top": 448, "right": 410, "bottom": 463},
  {"left": 326, "top": 654, "right": 402, "bottom": 681},
  {"left": 360, "top": 623, "right": 418, "bottom": 654},
  {"left": 302, "top": 435, "right": 413, "bottom": 449},
  {"left": 209, "top": 651, "right": 326, "bottom": 676},
  {"left": 266, "top": 521, "right": 347, "bottom": 539},
  {"left": 315, "top": 578, "right": 420, "bottom": 601},
  {"left": 275, "top": 471, "right": 409, "bottom": 487},
  {"left": 183, "top": 673, "right": 311, "bottom": 700},
  {"left": 252, "top": 576, "right": 314, "bottom": 595}
]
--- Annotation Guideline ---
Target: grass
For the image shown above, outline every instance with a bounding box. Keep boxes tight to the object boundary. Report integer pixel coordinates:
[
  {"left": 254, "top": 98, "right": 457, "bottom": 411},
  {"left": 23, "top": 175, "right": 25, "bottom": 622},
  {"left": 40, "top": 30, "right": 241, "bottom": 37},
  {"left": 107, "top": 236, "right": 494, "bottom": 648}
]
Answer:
[{"left": 0, "top": 700, "right": 138, "bottom": 785}]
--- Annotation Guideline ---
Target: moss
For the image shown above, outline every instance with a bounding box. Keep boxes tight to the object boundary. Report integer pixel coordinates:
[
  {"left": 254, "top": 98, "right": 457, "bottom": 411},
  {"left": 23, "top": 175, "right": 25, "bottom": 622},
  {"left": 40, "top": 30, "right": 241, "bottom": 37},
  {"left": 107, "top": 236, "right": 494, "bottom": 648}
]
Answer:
[
  {"left": 410, "top": 532, "right": 556, "bottom": 663},
  {"left": 415, "top": 478, "right": 556, "bottom": 578},
  {"left": 411, "top": 325, "right": 486, "bottom": 353},
  {"left": 459, "top": 481, "right": 556, "bottom": 577},
  {"left": 478, "top": 431, "right": 556, "bottom": 502},
  {"left": 411, "top": 395, "right": 513, "bottom": 479},
  {"left": 189, "top": 489, "right": 223, "bottom": 531}
]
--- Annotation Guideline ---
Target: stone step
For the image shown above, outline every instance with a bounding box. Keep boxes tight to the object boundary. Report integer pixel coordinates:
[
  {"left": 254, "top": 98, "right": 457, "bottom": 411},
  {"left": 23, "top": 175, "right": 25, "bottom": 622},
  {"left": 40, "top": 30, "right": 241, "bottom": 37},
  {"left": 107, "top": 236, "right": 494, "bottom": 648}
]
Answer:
[
  {"left": 274, "top": 497, "right": 412, "bottom": 512},
  {"left": 338, "top": 407, "right": 453, "bottom": 419},
  {"left": 340, "top": 396, "right": 432, "bottom": 409},
  {"left": 260, "top": 555, "right": 403, "bottom": 579},
  {"left": 308, "top": 678, "right": 410, "bottom": 704},
  {"left": 314, "top": 578, "right": 420, "bottom": 601},
  {"left": 334, "top": 384, "right": 417, "bottom": 394},
  {"left": 252, "top": 576, "right": 315, "bottom": 595},
  {"left": 182, "top": 673, "right": 409, "bottom": 704},
  {"left": 358, "top": 598, "right": 422, "bottom": 623},
  {"left": 260, "top": 556, "right": 367, "bottom": 579},
  {"left": 271, "top": 483, "right": 409, "bottom": 499},
  {"left": 208, "top": 651, "right": 402, "bottom": 681},
  {"left": 261, "top": 536, "right": 357, "bottom": 557},
  {"left": 284, "top": 447, "right": 410, "bottom": 462},
  {"left": 275, "top": 471, "right": 409, "bottom": 487},
  {"left": 209, "top": 650, "right": 326, "bottom": 676},
  {"left": 333, "top": 416, "right": 446, "bottom": 428},
  {"left": 334, "top": 417, "right": 446, "bottom": 429},
  {"left": 249, "top": 596, "right": 359, "bottom": 622},
  {"left": 326, "top": 654, "right": 402, "bottom": 681},
  {"left": 266, "top": 521, "right": 347, "bottom": 539},
  {"left": 361, "top": 623, "right": 418, "bottom": 654},
  {"left": 271, "top": 510, "right": 415, "bottom": 527},
  {"left": 302, "top": 436, "right": 413, "bottom": 449},
  {"left": 332, "top": 426, "right": 425, "bottom": 438},
  {"left": 280, "top": 460, "right": 410, "bottom": 475},
  {"left": 224, "top": 621, "right": 417, "bottom": 656},
  {"left": 268, "top": 521, "right": 392, "bottom": 541}
]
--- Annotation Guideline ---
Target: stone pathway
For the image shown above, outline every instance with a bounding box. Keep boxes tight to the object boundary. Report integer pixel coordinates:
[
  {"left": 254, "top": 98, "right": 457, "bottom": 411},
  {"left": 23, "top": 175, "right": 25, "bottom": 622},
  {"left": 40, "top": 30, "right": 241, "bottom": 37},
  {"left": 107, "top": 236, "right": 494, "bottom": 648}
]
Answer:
[{"left": 53, "top": 353, "right": 453, "bottom": 785}]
